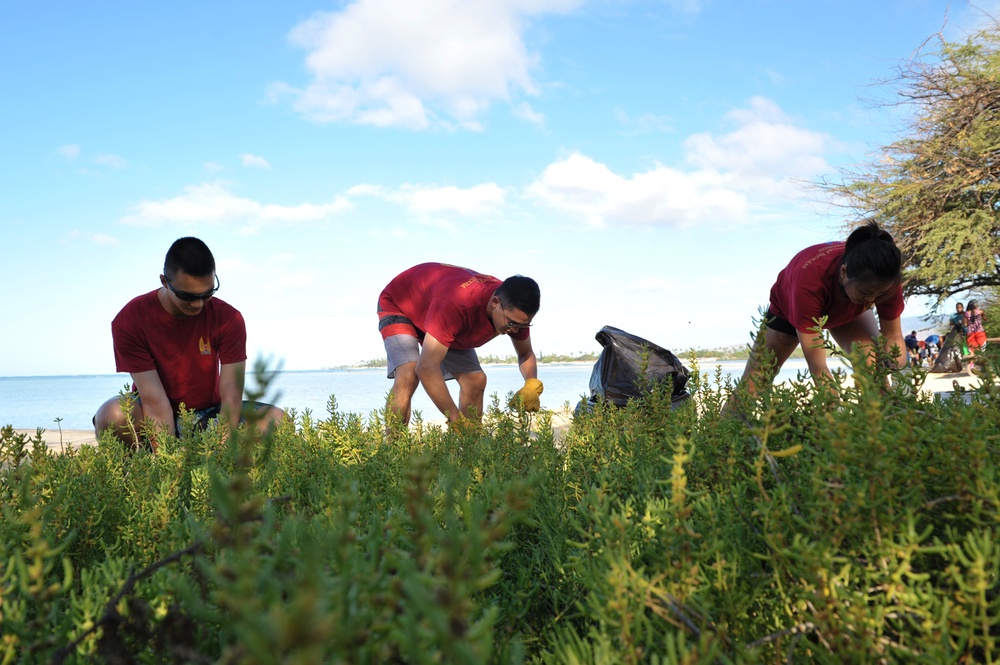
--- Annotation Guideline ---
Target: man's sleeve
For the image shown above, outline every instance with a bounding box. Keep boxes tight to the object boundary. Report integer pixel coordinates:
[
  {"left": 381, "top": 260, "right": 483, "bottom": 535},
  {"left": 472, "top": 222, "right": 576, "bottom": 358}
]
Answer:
[
  {"left": 218, "top": 310, "right": 248, "bottom": 365},
  {"left": 112, "top": 314, "right": 156, "bottom": 374}
]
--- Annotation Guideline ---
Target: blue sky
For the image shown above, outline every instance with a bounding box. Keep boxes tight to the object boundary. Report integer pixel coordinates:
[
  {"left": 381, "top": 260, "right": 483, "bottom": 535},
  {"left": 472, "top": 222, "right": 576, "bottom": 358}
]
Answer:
[{"left": 2, "top": 0, "right": 993, "bottom": 377}]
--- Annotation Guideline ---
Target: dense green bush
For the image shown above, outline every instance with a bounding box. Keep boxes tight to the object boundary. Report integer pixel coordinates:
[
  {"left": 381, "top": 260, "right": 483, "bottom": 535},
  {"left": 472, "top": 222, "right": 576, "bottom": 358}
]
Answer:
[{"left": 1, "top": 350, "right": 997, "bottom": 663}]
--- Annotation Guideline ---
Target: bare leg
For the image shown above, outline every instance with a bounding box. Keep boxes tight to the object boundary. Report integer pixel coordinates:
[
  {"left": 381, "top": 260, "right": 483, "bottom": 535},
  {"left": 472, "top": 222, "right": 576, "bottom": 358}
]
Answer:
[
  {"left": 722, "top": 327, "right": 799, "bottom": 416},
  {"left": 454, "top": 371, "right": 487, "bottom": 420},
  {"left": 828, "top": 310, "right": 880, "bottom": 365},
  {"left": 93, "top": 394, "right": 144, "bottom": 449},
  {"left": 738, "top": 328, "right": 800, "bottom": 396},
  {"left": 387, "top": 361, "right": 419, "bottom": 426}
]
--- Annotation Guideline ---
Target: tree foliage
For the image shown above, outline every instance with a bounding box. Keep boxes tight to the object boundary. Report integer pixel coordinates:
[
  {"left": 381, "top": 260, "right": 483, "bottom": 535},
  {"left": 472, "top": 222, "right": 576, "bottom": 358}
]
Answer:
[{"left": 827, "top": 23, "right": 1000, "bottom": 302}]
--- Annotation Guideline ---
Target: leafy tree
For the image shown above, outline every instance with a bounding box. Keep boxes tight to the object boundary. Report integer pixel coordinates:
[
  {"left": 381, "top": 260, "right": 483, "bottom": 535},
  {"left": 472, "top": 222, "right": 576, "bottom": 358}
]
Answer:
[{"left": 825, "top": 22, "right": 1000, "bottom": 302}]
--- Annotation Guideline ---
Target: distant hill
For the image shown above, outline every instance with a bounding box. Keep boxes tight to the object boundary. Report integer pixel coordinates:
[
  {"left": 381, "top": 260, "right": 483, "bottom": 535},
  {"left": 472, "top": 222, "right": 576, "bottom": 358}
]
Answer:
[{"left": 900, "top": 313, "right": 946, "bottom": 335}]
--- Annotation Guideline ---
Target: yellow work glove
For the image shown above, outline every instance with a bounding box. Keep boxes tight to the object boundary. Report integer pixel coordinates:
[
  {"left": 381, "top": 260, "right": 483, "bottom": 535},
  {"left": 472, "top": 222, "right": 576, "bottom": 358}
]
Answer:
[
  {"left": 509, "top": 378, "right": 544, "bottom": 412},
  {"left": 448, "top": 416, "right": 482, "bottom": 436}
]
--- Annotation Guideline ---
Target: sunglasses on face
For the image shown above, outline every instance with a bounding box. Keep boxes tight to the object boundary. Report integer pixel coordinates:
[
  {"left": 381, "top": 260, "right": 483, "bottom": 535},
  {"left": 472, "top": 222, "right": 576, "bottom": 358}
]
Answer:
[
  {"left": 165, "top": 274, "right": 220, "bottom": 302},
  {"left": 500, "top": 302, "right": 532, "bottom": 331}
]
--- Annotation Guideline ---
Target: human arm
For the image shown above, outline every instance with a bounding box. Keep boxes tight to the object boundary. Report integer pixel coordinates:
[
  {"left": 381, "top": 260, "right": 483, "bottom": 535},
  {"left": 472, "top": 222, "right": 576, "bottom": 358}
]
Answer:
[
  {"left": 131, "top": 370, "right": 175, "bottom": 442},
  {"left": 879, "top": 317, "right": 908, "bottom": 369},
  {"left": 219, "top": 361, "right": 246, "bottom": 433},
  {"left": 511, "top": 335, "right": 538, "bottom": 381},
  {"left": 415, "top": 333, "right": 463, "bottom": 421},
  {"left": 797, "top": 329, "right": 834, "bottom": 382}
]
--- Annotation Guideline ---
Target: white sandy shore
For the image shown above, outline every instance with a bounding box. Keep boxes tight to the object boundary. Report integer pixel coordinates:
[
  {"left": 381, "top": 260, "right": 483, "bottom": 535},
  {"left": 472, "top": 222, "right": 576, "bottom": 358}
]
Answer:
[{"left": 10, "top": 369, "right": 988, "bottom": 454}]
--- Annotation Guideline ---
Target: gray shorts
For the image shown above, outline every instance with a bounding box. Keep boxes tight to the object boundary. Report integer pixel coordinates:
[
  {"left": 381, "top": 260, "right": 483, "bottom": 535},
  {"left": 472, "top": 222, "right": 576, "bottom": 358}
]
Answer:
[
  {"left": 93, "top": 399, "right": 273, "bottom": 436},
  {"left": 384, "top": 334, "right": 483, "bottom": 380}
]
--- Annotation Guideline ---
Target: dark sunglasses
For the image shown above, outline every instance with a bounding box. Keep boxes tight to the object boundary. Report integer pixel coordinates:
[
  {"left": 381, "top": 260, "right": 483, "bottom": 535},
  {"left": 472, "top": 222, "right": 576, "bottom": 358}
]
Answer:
[
  {"left": 500, "top": 302, "right": 532, "bottom": 331},
  {"left": 165, "top": 274, "right": 220, "bottom": 302}
]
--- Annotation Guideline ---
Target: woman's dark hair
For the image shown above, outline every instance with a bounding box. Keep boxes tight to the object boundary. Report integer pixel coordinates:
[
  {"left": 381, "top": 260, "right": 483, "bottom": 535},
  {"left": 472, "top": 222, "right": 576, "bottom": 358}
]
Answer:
[
  {"left": 495, "top": 275, "right": 540, "bottom": 316},
  {"left": 164, "top": 237, "right": 215, "bottom": 278},
  {"left": 842, "top": 220, "right": 901, "bottom": 283},
  {"left": 967, "top": 300, "right": 979, "bottom": 311}
]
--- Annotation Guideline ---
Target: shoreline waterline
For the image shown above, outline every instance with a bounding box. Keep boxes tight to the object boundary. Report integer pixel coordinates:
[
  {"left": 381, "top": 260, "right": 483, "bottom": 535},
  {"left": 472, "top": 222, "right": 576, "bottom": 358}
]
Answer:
[{"left": 2, "top": 358, "right": 983, "bottom": 433}]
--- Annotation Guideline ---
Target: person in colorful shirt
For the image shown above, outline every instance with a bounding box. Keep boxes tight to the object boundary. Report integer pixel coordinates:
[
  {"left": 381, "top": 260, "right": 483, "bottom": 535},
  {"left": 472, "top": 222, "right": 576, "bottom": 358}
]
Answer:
[
  {"left": 965, "top": 299, "right": 987, "bottom": 352},
  {"left": 93, "top": 237, "right": 284, "bottom": 450},
  {"left": 733, "top": 221, "right": 908, "bottom": 398},
  {"left": 377, "top": 263, "right": 542, "bottom": 428},
  {"left": 949, "top": 302, "right": 970, "bottom": 357}
]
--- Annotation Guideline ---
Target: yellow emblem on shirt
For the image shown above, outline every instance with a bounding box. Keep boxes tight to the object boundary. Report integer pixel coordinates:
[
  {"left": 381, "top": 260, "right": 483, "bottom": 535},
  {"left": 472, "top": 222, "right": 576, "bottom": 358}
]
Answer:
[{"left": 199, "top": 337, "right": 212, "bottom": 355}]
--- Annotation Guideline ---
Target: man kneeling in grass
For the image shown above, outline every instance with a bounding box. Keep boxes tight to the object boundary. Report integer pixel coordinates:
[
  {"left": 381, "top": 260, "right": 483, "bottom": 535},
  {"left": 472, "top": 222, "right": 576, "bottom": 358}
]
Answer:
[
  {"left": 93, "top": 237, "right": 284, "bottom": 451},
  {"left": 377, "top": 263, "right": 543, "bottom": 431}
]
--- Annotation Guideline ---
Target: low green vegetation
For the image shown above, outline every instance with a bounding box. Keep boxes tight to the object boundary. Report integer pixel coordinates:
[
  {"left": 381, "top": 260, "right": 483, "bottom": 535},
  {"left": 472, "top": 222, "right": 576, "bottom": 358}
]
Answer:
[{"left": 2, "top": 350, "right": 998, "bottom": 663}]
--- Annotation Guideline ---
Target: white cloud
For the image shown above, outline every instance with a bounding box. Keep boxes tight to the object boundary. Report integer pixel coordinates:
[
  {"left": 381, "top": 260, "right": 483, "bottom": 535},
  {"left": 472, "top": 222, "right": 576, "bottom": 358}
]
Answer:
[
  {"left": 93, "top": 153, "right": 128, "bottom": 169},
  {"left": 684, "top": 97, "right": 831, "bottom": 191},
  {"left": 528, "top": 97, "right": 833, "bottom": 228},
  {"left": 349, "top": 181, "right": 506, "bottom": 219},
  {"left": 275, "top": 0, "right": 583, "bottom": 129},
  {"left": 122, "top": 181, "right": 352, "bottom": 229},
  {"left": 240, "top": 153, "right": 272, "bottom": 169},
  {"left": 204, "top": 162, "right": 224, "bottom": 173},
  {"left": 91, "top": 232, "right": 121, "bottom": 246},
  {"left": 60, "top": 230, "right": 121, "bottom": 246},
  {"left": 58, "top": 144, "right": 80, "bottom": 162},
  {"left": 396, "top": 183, "right": 506, "bottom": 216},
  {"left": 513, "top": 101, "right": 546, "bottom": 126},
  {"left": 613, "top": 107, "right": 672, "bottom": 134},
  {"left": 526, "top": 152, "right": 748, "bottom": 228},
  {"left": 663, "top": 0, "right": 707, "bottom": 14}
]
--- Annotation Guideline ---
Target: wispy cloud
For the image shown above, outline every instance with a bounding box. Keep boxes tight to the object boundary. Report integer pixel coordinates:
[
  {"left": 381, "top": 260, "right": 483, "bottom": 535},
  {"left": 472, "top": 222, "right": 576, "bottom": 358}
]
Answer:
[
  {"left": 349, "top": 182, "right": 506, "bottom": 221},
  {"left": 272, "top": 0, "right": 583, "bottom": 129},
  {"left": 528, "top": 97, "right": 834, "bottom": 228},
  {"left": 93, "top": 153, "right": 128, "bottom": 169},
  {"left": 60, "top": 230, "right": 121, "bottom": 246},
  {"left": 240, "top": 153, "right": 272, "bottom": 169},
  {"left": 513, "top": 102, "right": 546, "bottom": 126},
  {"left": 613, "top": 107, "right": 672, "bottom": 134},
  {"left": 122, "top": 181, "right": 351, "bottom": 230},
  {"left": 204, "top": 162, "right": 225, "bottom": 173},
  {"left": 58, "top": 144, "right": 80, "bottom": 162}
]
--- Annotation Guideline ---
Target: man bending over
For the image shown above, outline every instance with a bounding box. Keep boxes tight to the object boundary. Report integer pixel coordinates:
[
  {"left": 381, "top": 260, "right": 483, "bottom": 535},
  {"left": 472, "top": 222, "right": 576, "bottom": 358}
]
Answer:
[{"left": 377, "top": 263, "right": 542, "bottom": 428}]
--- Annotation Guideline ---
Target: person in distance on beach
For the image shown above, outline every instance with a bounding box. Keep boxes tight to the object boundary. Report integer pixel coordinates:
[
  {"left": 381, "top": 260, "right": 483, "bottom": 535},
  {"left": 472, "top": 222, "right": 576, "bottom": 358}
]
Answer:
[
  {"left": 729, "top": 220, "right": 908, "bottom": 406},
  {"left": 93, "top": 237, "right": 284, "bottom": 451},
  {"left": 377, "top": 263, "right": 542, "bottom": 429}
]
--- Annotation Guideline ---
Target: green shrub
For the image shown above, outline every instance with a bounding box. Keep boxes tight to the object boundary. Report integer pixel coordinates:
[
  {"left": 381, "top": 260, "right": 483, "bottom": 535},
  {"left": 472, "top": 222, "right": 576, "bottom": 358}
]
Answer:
[{"left": 0, "top": 349, "right": 997, "bottom": 663}]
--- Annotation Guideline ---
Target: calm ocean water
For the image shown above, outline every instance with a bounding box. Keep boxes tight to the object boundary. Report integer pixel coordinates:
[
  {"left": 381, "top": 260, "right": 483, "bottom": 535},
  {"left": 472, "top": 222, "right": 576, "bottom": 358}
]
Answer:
[{"left": 0, "top": 360, "right": 823, "bottom": 430}]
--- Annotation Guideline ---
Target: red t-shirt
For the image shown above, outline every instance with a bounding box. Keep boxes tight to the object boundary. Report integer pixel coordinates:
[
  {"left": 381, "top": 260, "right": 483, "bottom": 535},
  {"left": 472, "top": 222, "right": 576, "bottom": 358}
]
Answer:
[
  {"left": 378, "top": 263, "right": 530, "bottom": 349},
  {"left": 768, "top": 242, "right": 904, "bottom": 333},
  {"left": 112, "top": 290, "right": 247, "bottom": 411}
]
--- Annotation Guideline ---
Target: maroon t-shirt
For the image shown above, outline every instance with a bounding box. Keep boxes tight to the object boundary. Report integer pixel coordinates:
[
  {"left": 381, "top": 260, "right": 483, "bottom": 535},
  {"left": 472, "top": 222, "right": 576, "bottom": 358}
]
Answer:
[
  {"left": 112, "top": 290, "right": 247, "bottom": 411},
  {"left": 378, "top": 263, "right": 530, "bottom": 349},
  {"left": 768, "top": 242, "right": 904, "bottom": 333}
]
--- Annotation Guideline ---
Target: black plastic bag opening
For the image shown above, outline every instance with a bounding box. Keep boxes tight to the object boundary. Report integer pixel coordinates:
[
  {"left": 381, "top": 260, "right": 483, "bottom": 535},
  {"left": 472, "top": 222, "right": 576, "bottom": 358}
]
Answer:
[{"left": 580, "top": 325, "right": 691, "bottom": 411}]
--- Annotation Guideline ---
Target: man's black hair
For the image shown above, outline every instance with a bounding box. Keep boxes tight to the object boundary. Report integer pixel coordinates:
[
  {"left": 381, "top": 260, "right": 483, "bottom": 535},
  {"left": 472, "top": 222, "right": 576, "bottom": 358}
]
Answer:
[
  {"left": 164, "top": 237, "right": 216, "bottom": 279},
  {"left": 496, "top": 275, "right": 540, "bottom": 316},
  {"left": 842, "top": 220, "right": 901, "bottom": 284}
]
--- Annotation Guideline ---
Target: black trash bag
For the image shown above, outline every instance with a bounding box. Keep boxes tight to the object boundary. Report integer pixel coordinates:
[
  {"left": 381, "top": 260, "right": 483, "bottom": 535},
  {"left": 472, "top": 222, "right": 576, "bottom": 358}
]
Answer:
[
  {"left": 931, "top": 329, "right": 964, "bottom": 373},
  {"left": 580, "top": 326, "right": 691, "bottom": 411}
]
